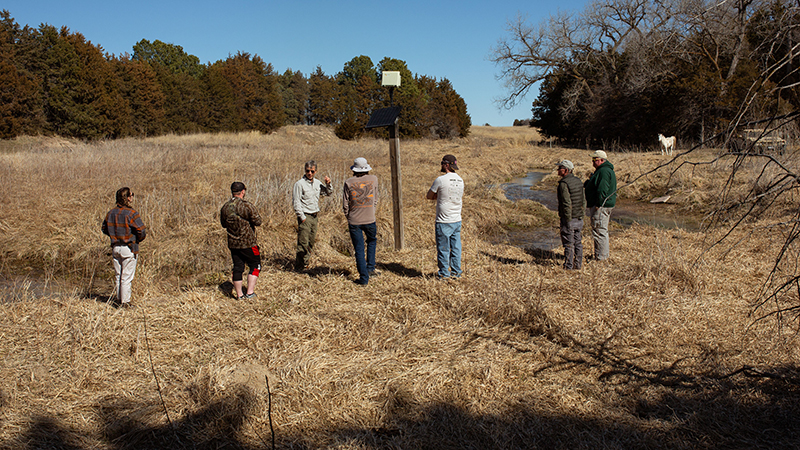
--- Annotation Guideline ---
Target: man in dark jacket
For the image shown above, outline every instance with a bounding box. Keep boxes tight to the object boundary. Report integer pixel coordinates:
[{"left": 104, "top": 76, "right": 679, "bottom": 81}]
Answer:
[
  {"left": 220, "top": 182, "right": 263, "bottom": 300},
  {"left": 584, "top": 150, "right": 617, "bottom": 261},
  {"left": 556, "top": 160, "right": 585, "bottom": 270}
]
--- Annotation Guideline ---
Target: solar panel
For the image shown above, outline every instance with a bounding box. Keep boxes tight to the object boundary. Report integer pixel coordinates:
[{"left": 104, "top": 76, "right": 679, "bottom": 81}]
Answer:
[{"left": 365, "top": 106, "right": 401, "bottom": 129}]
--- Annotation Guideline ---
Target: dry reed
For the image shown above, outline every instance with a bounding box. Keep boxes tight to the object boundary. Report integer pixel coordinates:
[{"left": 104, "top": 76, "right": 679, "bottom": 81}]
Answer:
[{"left": 1, "top": 126, "right": 799, "bottom": 449}]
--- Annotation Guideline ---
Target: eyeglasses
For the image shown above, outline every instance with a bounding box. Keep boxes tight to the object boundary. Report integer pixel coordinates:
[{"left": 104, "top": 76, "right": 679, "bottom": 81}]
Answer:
[
  {"left": 128, "top": 193, "right": 135, "bottom": 197},
  {"left": 441, "top": 161, "right": 448, "bottom": 165},
  {"left": 305, "top": 169, "right": 316, "bottom": 173},
  {"left": 592, "top": 158, "right": 602, "bottom": 161}
]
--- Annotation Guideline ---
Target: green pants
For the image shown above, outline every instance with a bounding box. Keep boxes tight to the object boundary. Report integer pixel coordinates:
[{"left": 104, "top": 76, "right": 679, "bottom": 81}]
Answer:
[{"left": 295, "top": 214, "right": 318, "bottom": 270}]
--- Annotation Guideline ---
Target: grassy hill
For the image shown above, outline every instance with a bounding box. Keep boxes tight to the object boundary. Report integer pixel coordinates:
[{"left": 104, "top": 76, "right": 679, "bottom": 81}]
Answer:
[{"left": 1, "top": 126, "right": 798, "bottom": 449}]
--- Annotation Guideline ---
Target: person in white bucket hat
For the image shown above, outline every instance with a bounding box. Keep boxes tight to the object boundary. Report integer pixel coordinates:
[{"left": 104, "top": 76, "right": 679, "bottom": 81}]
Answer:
[{"left": 343, "top": 157, "right": 379, "bottom": 285}]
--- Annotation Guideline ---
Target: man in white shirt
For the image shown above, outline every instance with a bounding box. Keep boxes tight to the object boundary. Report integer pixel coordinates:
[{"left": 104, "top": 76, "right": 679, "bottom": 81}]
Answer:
[
  {"left": 426, "top": 154, "right": 464, "bottom": 279},
  {"left": 292, "top": 160, "right": 332, "bottom": 271}
]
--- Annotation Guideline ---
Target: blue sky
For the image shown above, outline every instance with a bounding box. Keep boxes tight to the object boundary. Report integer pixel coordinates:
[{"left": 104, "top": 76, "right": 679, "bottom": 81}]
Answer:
[{"left": 4, "top": 1, "right": 587, "bottom": 127}]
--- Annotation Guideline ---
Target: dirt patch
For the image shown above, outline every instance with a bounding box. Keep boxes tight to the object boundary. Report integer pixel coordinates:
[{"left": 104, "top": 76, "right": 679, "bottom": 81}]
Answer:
[{"left": 222, "top": 363, "right": 276, "bottom": 396}]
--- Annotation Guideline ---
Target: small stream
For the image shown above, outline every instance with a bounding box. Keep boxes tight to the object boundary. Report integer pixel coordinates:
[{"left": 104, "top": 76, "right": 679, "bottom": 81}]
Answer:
[{"left": 496, "top": 171, "right": 699, "bottom": 251}]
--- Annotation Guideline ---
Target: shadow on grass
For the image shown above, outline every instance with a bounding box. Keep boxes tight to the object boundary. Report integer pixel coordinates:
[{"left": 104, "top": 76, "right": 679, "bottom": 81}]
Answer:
[
  {"left": 378, "top": 262, "right": 423, "bottom": 278},
  {"left": 9, "top": 386, "right": 261, "bottom": 450},
  {"left": 84, "top": 292, "right": 115, "bottom": 305},
  {"left": 217, "top": 281, "right": 235, "bottom": 299},
  {"left": 525, "top": 247, "right": 561, "bottom": 264},
  {"left": 5, "top": 361, "right": 800, "bottom": 449},
  {"left": 262, "top": 254, "right": 295, "bottom": 272},
  {"left": 480, "top": 251, "right": 528, "bottom": 265},
  {"left": 480, "top": 248, "right": 561, "bottom": 266}
]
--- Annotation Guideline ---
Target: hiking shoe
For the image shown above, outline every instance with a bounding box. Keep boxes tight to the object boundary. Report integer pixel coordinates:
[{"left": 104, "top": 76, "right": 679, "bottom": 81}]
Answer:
[
  {"left": 243, "top": 293, "right": 257, "bottom": 299},
  {"left": 368, "top": 270, "right": 381, "bottom": 277}
]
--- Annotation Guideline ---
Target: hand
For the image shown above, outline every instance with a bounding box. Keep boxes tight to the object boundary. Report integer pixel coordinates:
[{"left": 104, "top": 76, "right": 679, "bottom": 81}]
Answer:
[{"left": 324, "top": 176, "right": 331, "bottom": 184}]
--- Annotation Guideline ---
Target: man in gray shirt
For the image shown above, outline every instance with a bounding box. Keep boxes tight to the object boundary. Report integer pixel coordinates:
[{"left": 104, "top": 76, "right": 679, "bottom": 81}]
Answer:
[{"left": 292, "top": 160, "right": 332, "bottom": 271}]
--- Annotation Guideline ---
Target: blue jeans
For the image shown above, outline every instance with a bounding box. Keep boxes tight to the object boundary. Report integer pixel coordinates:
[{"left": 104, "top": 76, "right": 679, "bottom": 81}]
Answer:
[
  {"left": 349, "top": 222, "right": 377, "bottom": 284},
  {"left": 435, "top": 221, "right": 462, "bottom": 278}
]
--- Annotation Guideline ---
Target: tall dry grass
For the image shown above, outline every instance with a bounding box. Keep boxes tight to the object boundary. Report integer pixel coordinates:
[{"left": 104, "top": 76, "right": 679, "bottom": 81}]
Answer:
[{"left": 1, "top": 125, "right": 799, "bottom": 449}]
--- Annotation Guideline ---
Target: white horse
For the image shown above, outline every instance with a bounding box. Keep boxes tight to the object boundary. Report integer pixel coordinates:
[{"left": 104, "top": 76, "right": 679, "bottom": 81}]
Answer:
[{"left": 658, "top": 133, "right": 675, "bottom": 156}]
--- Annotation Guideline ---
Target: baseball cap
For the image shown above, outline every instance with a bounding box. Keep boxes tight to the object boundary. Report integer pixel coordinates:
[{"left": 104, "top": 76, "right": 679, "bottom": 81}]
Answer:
[
  {"left": 442, "top": 154, "right": 458, "bottom": 170},
  {"left": 556, "top": 160, "right": 574, "bottom": 170}
]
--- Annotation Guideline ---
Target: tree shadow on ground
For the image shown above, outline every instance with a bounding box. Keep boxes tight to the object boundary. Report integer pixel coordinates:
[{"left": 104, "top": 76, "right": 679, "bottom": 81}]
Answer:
[
  {"left": 6, "top": 357, "right": 800, "bottom": 449},
  {"left": 8, "top": 387, "right": 262, "bottom": 449},
  {"left": 281, "top": 369, "right": 800, "bottom": 449}
]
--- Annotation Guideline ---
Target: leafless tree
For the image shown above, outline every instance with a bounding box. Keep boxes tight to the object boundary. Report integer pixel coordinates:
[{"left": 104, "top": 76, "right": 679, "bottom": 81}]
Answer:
[
  {"left": 491, "top": 0, "right": 684, "bottom": 111},
  {"left": 495, "top": 0, "right": 800, "bottom": 325}
]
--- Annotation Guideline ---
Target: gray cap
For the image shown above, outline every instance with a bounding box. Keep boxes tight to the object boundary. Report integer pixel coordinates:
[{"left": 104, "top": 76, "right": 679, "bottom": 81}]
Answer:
[{"left": 556, "top": 160, "right": 574, "bottom": 171}]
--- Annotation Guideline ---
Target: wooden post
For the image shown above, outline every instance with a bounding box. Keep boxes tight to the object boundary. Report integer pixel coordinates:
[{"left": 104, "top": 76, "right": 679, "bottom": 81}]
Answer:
[{"left": 389, "top": 120, "right": 404, "bottom": 250}]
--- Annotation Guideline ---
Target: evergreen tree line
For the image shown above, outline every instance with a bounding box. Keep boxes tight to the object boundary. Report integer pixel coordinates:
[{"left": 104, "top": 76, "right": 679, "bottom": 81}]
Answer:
[
  {"left": 0, "top": 11, "right": 470, "bottom": 141},
  {"left": 494, "top": 0, "right": 797, "bottom": 147}
]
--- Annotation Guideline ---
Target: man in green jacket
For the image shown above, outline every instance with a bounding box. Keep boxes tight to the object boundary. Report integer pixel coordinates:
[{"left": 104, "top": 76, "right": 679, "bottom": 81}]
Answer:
[{"left": 584, "top": 150, "right": 616, "bottom": 261}]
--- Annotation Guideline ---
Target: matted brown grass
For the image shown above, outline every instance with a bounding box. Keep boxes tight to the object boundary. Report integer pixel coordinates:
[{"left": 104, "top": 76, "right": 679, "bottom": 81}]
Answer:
[{"left": 1, "top": 125, "right": 799, "bottom": 449}]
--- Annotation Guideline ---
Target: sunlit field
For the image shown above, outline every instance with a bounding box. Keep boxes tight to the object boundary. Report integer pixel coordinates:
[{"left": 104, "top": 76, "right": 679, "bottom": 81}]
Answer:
[{"left": 1, "top": 125, "right": 799, "bottom": 449}]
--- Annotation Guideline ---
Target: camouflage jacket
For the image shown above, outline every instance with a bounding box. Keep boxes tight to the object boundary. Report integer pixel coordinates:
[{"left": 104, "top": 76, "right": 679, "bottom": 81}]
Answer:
[{"left": 220, "top": 197, "right": 262, "bottom": 249}]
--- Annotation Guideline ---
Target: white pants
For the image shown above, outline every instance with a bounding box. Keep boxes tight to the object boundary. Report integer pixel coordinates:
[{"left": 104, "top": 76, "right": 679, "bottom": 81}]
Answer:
[{"left": 112, "top": 246, "right": 138, "bottom": 304}]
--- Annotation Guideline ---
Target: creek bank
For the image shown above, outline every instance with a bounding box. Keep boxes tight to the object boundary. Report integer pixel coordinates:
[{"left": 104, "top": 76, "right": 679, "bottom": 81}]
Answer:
[{"left": 492, "top": 171, "right": 701, "bottom": 251}]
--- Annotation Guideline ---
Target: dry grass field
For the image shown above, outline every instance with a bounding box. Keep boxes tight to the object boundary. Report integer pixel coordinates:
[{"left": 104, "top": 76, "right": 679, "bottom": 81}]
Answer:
[{"left": 1, "top": 125, "right": 799, "bottom": 449}]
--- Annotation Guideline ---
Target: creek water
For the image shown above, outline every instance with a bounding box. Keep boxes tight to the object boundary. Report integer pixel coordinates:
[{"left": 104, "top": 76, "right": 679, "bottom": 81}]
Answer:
[{"left": 495, "top": 171, "right": 700, "bottom": 251}]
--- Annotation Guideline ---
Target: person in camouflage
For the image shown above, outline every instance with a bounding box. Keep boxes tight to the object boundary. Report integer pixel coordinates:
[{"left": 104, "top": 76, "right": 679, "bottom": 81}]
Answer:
[{"left": 220, "top": 181, "right": 263, "bottom": 300}]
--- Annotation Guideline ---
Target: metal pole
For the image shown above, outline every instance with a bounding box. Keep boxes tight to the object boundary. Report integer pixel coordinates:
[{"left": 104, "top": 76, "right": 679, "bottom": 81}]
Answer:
[{"left": 389, "top": 119, "right": 404, "bottom": 250}]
